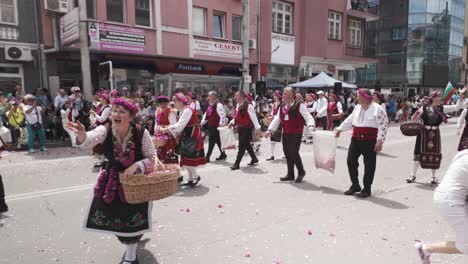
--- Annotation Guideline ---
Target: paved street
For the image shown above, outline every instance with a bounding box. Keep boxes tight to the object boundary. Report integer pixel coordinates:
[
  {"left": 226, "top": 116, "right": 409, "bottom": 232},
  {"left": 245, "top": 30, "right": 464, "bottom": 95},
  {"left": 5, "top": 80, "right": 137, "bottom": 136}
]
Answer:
[{"left": 1, "top": 121, "right": 467, "bottom": 264}]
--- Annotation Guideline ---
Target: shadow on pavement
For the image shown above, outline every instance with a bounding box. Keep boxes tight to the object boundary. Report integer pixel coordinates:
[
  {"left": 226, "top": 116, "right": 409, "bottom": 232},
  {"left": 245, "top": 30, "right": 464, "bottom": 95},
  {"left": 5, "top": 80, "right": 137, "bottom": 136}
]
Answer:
[
  {"left": 240, "top": 166, "right": 267, "bottom": 174},
  {"left": 137, "top": 239, "right": 159, "bottom": 264},
  {"left": 270, "top": 159, "right": 286, "bottom": 164},
  {"left": 175, "top": 185, "right": 210, "bottom": 198},
  {"left": 415, "top": 183, "right": 437, "bottom": 191},
  {"left": 290, "top": 181, "right": 321, "bottom": 191},
  {"left": 356, "top": 196, "right": 409, "bottom": 210},
  {"left": 320, "top": 186, "right": 345, "bottom": 196}
]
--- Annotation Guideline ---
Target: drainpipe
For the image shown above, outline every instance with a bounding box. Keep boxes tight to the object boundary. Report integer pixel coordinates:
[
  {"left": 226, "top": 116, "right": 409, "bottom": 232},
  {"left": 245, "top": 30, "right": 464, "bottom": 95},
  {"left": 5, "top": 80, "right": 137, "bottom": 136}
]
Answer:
[{"left": 33, "top": 0, "right": 46, "bottom": 89}]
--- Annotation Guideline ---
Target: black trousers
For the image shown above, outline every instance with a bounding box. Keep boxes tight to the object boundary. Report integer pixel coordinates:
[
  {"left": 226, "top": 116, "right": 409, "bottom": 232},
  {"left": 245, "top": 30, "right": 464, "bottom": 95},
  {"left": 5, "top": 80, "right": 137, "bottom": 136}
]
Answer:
[
  {"left": 206, "top": 126, "right": 223, "bottom": 158},
  {"left": 319, "top": 116, "right": 327, "bottom": 130},
  {"left": 235, "top": 127, "right": 256, "bottom": 165},
  {"left": 10, "top": 127, "right": 20, "bottom": 146},
  {"left": 282, "top": 134, "right": 304, "bottom": 177},
  {"left": 0, "top": 175, "right": 5, "bottom": 205},
  {"left": 116, "top": 235, "right": 143, "bottom": 245},
  {"left": 347, "top": 139, "right": 377, "bottom": 189}
]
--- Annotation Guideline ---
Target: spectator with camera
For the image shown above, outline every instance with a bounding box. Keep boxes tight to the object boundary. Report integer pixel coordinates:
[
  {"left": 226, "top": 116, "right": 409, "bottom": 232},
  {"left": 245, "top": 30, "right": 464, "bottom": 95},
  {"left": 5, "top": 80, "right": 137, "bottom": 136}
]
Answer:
[{"left": 23, "top": 94, "right": 47, "bottom": 153}]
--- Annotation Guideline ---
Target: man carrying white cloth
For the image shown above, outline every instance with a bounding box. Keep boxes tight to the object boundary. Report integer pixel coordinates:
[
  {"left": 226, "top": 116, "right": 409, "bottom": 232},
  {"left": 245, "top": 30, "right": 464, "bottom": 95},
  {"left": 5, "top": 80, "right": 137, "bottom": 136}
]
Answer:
[{"left": 335, "top": 88, "right": 389, "bottom": 198}]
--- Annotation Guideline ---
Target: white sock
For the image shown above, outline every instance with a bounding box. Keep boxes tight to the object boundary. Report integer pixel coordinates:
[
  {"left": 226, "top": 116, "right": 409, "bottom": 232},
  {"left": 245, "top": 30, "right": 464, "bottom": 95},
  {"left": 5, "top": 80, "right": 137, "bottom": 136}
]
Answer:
[
  {"left": 431, "top": 169, "right": 437, "bottom": 179},
  {"left": 124, "top": 243, "right": 137, "bottom": 262},
  {"left": 411, "top": 161, "right": 419, "bottom": 177},
  {"left": 187, "top": 167, "right": 195, "bottom": 181},
  {"left": 421, "top": 244, "right": 430, "bottom": 256},
  {"left": 270, "top": 143, "right": 275, "bottom": 157}
]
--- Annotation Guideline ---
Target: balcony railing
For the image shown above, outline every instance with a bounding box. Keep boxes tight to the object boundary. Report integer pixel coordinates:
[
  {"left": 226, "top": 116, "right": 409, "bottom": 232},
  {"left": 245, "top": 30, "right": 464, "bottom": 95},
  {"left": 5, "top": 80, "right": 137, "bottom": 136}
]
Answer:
[{"left": 348, "top": 0, "right": 379, "bottom": 21}]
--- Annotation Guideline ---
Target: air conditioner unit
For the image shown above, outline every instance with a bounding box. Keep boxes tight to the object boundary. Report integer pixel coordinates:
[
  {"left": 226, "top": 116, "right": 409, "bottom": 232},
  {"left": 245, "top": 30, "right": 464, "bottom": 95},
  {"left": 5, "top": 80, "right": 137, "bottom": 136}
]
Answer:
[
  {"left": 249, "top": 39, "right": 257, "bottom": 49},
  {"left": 4, "top": 45, "right": 33, "bottom": 61},
  {"left": 45, "top": 0, "right": 69, "bottom": 13}
]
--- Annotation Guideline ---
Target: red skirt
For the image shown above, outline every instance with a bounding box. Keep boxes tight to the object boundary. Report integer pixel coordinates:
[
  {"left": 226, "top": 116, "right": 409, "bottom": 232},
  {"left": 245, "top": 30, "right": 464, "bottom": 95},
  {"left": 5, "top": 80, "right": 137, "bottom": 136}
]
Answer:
[
  {"left": 180, "top": 126, "right": 207, "bottom": 167},
  {"left": 157, "top": 137, "right": 178, "bottom": 163}
]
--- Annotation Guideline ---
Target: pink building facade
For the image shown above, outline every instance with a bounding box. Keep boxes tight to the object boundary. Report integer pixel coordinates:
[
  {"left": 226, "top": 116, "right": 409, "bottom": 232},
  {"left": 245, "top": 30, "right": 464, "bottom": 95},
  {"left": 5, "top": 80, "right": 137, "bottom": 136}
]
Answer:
[{"left": 40, "top": 0, "right": 377, "bottom": 96}]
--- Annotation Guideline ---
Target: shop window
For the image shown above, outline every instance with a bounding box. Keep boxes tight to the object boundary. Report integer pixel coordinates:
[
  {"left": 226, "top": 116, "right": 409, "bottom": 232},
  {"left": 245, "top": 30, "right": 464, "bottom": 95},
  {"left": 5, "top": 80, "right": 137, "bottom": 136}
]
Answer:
[
  {"left": 348, "top": 19, "right": 361, "bottom": 46},
  {"left": 0, "top": 0, "right": 17, "bottom": 25},
  {"left": 387, "top": 51, "right": 402, "bottom": 64},
  {"left": 232, "top": 15, "right": 242, "bottom": 41},
  {"left": 135, "top": 0, "right": 151, "bottom": 27},
  {"left": 272, "top": 1, "right": 293, "bottom": 35},
  {"left": 328, "top": 11, "right": 342, "bottom": 40},
  {"left": 192, "top": 7, "right": 207, "bottom": 36},
  {"left": 213, "top": 11, "right": 225, "bottom": 38},
  {"left": 73, "top": 0, "right": 96, "bottom": 19},
  {"left": 107, "top": 0, "right": 125, "bottom": 23}
]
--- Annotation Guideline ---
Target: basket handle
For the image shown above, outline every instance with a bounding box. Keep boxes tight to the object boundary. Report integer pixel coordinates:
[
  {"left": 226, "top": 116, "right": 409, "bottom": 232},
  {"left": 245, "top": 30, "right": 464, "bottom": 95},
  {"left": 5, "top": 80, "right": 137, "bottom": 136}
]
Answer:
[{"left": 153, "top": 155, "right": 165, "bottom": 171}]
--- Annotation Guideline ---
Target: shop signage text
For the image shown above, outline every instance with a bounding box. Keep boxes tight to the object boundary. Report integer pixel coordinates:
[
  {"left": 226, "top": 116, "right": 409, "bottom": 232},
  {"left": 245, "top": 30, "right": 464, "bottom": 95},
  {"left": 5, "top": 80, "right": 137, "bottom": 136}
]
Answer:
[
  {"left": 88, "top": 22, "right": 146, "bottom": 54},
  {"left": 176, "top": 63, "right": 205, "bottom": 72},
  {"left": 60, "top": 8, "right": 80, "bottom": 46},
  {"left": 193, "top": 39, "right": 242, "bottom": 60}
]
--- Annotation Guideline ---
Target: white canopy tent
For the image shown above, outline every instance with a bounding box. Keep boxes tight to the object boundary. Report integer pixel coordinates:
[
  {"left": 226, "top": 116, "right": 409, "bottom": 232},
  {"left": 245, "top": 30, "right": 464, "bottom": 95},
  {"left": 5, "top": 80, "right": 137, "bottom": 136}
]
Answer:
[{"left": 290, "top": 72, "right": 357, "bottom": 89}]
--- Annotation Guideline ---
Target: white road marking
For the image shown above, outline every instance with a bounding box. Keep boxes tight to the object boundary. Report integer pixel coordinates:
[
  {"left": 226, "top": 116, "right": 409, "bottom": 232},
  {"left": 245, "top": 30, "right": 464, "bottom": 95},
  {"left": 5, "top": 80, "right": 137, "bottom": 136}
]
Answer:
[{"left": 4, "top": 129, "right": 459, "bottom": 201}]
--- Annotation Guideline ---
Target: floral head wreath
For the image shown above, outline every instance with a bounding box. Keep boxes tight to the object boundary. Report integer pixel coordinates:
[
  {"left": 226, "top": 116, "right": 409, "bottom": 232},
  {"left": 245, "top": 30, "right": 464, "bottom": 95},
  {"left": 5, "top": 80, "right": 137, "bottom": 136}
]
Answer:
[
  {"left": 112, "top": 98, "right": 139, "bottom": 114},
  {"left": 173, "top": 93, "right": 189, "bottom": 104},
  {"left": 358, "top": 89, "right": 372, "bottom": 100}
]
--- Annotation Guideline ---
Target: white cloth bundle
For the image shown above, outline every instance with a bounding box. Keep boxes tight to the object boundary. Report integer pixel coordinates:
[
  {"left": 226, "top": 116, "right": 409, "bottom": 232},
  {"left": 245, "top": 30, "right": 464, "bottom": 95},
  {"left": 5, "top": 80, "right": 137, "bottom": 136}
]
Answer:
[{"left": 312, "top": 131, "right": 337, "bottom": 173}]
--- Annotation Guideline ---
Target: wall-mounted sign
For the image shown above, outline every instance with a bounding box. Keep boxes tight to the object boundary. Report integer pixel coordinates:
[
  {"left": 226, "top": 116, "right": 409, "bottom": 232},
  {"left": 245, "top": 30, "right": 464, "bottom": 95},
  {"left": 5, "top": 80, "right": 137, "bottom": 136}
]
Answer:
[
  {"left": 88, "top": 22, "right": 146, "bottom": 53},
  {"left": 176, "top": 63, "right": 205, "bottom": 72},
  {"left": 60, "top": 8, "right": 80, "bottom": 46},
  {"left": 271, "top": 33, "right": 295, "bottom": 65},
  {"left": 193, "top": 39, "right": 242, "bottom": 60},
  {"left": 327, "top": 65, "right": 336, "bottom": 74}
]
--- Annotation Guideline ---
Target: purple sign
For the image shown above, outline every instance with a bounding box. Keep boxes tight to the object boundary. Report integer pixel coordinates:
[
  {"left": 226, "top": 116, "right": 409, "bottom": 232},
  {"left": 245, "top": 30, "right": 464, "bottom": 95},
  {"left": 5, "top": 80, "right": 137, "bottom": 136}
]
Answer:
[{"left": 88, "top": 22, "right": 146, "bottom": 54}]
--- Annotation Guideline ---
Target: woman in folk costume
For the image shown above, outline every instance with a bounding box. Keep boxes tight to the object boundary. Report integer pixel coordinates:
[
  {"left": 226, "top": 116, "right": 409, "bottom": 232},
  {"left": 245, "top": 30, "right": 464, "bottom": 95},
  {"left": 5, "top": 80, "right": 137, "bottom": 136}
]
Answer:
[
  {"left": 66, "top": 98, "right": 156, "bottom": 264},
  {"left": 60, "top": 101, "right": 79, "bottom": 148},
  {"left": 326, "top": 93, "right": 343, "bottom": 131},
  {"left": 229, "top": 91, "right": 262, "bottom": 170},
  {"left": 158, "top": 93, "right": 206, "bottom": 187},
  {"left": 406, "top": 88, "right": 466, "bottom": 185},
  {"left": 372, "top": 91, "right": 387, "bottom": 112},
  {"left": 245, "top": 92, "right": 261, "bottom": 153},
  {"left": 153, "top": 96, "right": 178, "bottom": 163},
  {"left": 302, "top": 93, "right": 317, "bottom": 144},
  {"left": 414, "top": 149, "right": 468, "bottom": 264},
  {"left": 93, "top": 92, "right": 111, "bottom": 126},
  {"left": 266, "top": 90, "right": 282, "bottom": 161},
  {"left": 456, "top": 103, "right": 468, "bottom": 151},
  {"left": 188, "top": 92, "right": 203, "bottom": 121}
]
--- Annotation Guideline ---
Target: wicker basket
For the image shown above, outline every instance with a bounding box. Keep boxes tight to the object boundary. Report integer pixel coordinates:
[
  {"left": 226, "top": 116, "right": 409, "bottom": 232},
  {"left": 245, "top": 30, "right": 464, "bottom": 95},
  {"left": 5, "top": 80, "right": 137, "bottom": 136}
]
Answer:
[
  {"left": 120, "top": 157, "right": 180, "bottom": 204},
  {"left": 153, "top": 139, "right": 167, "bottom": 147},
  {"left": 400, "top": 117, "right": 424, "bottom": 137}
]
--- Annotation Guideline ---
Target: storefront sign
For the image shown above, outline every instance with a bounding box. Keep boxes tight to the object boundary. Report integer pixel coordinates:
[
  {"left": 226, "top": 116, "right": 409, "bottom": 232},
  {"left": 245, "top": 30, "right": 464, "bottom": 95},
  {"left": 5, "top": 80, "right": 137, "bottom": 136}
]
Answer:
[
  {"left": 88, "top": 22, "right": 146, "bottom": 53},
  {"left": 193, "top": 39, "right": 242, "bottom": 59},
  {"left": 176, "top": 63, "right": 205, "bottom": 72},
  {"left": 60, "top": 8, "right": 80, "bottom": 46},
  {"left": 271, "top": 33, "right": 295, "bottom": 65}
]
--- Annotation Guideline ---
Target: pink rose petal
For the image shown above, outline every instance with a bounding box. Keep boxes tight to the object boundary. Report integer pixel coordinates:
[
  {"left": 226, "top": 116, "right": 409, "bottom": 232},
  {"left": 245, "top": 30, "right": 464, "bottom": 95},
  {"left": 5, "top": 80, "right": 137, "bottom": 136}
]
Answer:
[
  {"left": 186, "top": 208, "right": 190, "bottom": 213},
  {"left": 307, "top": 230, "right": 312, "bottom": 235},
  {"left": 245, "top": 252, "right": 251, "bottom": 258},
  {"left": 218, "top": 204, "right": 223, "bottom": 208}
]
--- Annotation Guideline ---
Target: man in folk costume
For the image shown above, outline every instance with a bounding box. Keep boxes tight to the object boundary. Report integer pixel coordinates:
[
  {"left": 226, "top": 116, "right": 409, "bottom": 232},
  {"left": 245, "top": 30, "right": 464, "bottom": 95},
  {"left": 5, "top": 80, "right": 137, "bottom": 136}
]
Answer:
[
  {"left": 267, "top": 87, "right": 316, "bottom": 183},
  {"left": 229, "top": 91, "right": 262, "bottom": 170},
  {"left": 406, "top": 88, "right": 466, "bottom": 185},
  {"left": 153, "top": 96, "right": 178, "bottom": 163},
  {"left": 335, "top": 88, "right": 389, "bottom": 198},
  {"left": 201, "top": 91, "right": 227, "bottom": 162},
  {"left": 325, "top": 93, "right": 344, "bottom": 131},
  {"left": 315, "top": 91, "right": 328, "bottom": 130}
]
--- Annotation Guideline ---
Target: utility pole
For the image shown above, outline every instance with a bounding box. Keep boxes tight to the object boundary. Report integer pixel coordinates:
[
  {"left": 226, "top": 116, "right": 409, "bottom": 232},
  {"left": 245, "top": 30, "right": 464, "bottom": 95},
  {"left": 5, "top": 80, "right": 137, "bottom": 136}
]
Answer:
[
  {"left": 242, "top": 0, "right": 250, "bottom": 92},
  {"left": 79, "top": 0, "right": 93, "bottom": 100}
]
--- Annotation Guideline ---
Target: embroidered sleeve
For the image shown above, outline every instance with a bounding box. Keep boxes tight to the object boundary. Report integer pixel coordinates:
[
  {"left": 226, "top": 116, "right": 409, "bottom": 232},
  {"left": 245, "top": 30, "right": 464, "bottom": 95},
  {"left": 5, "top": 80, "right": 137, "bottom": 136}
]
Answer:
[
  {"left": 137, "top": 129, "right": 156, "bottom": 174},
  {"left": 168, "top": 108, "right": 192, "bottom": 138},
  {"left": 95, "top": 107, "right": 110, "bottom": 123},
  {"left": 268, "top": 109, "right": 281, "bottom": 131},
  {"left": 299, "top": 103, "right": 315, "bottom": 128},
  {"left": 217, "top": 103, "right": 227, "bottom": 126},
  {"left": 376, "top": 106, "right": 389, "bottom": 143},
  {"left": 457, "top": 108, "right": 467, "bottom": 130},
  {"left": 78, "top": 125, "right": 107, "bottom": 149},
  {"left": 337, "top": 102, "right": 344, "bottom": 114},
  {"left": 443, "top": 99, "right": 464, "bottom": 114},
  {"left": 248, "top": 104, "right": 261, "bottom": 130}
]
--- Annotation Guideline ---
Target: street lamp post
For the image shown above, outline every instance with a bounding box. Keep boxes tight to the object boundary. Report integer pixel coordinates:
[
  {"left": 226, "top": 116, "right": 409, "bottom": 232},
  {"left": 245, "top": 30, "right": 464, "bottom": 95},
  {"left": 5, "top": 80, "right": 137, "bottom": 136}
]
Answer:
[{"left": 242, "top": 0, "right": 250, "bottom": 92}]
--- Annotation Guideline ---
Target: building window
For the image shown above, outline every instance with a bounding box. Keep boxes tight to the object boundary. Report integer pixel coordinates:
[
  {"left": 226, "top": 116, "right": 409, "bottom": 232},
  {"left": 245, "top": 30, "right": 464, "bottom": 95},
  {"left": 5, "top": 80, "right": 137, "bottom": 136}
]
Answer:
[
  {"left": 232, "top": 15, "right": 242, "bottom": 41},
  {"left": 328, "top": 11, "right": 342, "bottom": 40},
  {"left": 392, "top": 27, "right": 405, "bottom": 40},
  {"left": 0, "top": 0, "right": 17, "bottom": 25},
  {"left": 387, "top": 51, "right": 402, "bottom": 64},
  {"left": 272, "top": 1, "right": 293, "bottom": 35},
  {"left": 107, "top": 0, "right": 125, "bottom": 23},
  {"left": 73, "top": 0, "right": 96, "bottom": 19},
  {"left": 135, "top": 0, "right": 151, "bottom": 27},
  {"left": 192, "top": 7, "right": 206, "bottom": 36},
  {"left": 213, "top": 11, "right": 225, "bottom": 38},
  {"left": 348, "top": 19, "right": 362, "bottom": 46}
]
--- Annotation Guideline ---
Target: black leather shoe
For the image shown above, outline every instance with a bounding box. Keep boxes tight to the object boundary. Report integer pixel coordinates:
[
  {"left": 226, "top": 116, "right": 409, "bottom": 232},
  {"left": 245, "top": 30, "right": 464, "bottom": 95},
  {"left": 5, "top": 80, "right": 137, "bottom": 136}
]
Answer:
[
  {"left": 216, "top": 153, "right": 227, "bottom": 161},
  {"left": 205, "top": 157, "right": 211, "bottom": 163},
  {"left": 0, "top": 203, "right": 8, "bottom": 213},
  {"left": 295, "top": 171, "right": 306, "bottom": 183},
  {"left": 248, "top": 158, "right": 259, "bottom": 166},
  {"left": 344, "top": 185, "right": 362, "bottom": 195},
  {"left": 357, "top": 189, "right": 371, "bottom": 198},
  {"left": 190, "top": 176, "right": 201, "bottom": 188},
  {"left": 122, "top": 257, "right": 139, "bottom": 264},
  {"left": 177, "top": 176, "right": 184, "bottom": 182},
  {"left": 280, "top": 175, "right": 295, "bottom": 181},
  {"left": 230, "top": 164, "right": 240, "bottom": 170},
  {"left": 406, "top": 175, "right": 416, "bottom": 183},
  {"left": 266, "top": 156, "right": 275, "bottom": 161}
]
